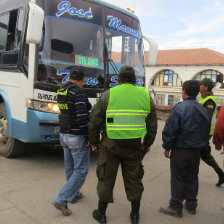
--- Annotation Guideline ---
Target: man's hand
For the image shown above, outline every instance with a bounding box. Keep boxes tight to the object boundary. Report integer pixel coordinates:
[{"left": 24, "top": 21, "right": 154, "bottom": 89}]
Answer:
[
  {"left": 143, "top": 145, "right": 150, "bottom": 154},
  {"left": 215, "top": 145, "right": 222, "bottom": 151},
  {"left": 164, "top": 149, "right": 171, "bottom": 158},
  {"left": 91, "top": 143, "right": 100, "bottom": 152},
  {"left": 86, "top": 141, "right": 90, "bottom": 148}
]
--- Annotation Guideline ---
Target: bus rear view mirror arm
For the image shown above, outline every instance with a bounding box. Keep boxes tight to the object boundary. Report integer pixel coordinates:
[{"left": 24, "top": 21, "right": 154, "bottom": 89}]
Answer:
[
  {"left": 26, "top": 2, "right": 44, "bottom": 44},
  {"left": 142, "top": 35, "right": 158, "bottom": 66}
]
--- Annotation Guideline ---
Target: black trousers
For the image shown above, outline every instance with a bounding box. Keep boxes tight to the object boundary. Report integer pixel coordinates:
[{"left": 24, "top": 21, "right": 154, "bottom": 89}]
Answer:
[
  {"left": 200, "top": 136, "right": 224, "bottom": 175},
  {"left": 169, "top": 148, "right": 201, "bottom": 211}
]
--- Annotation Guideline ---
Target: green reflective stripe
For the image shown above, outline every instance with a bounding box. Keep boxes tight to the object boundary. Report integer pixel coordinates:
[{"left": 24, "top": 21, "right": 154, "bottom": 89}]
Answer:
[
  {"left": 107, "top": 111, "right": 149, "bottom": 115},
  {"left": 107, "top": 109, "right": 149, "bottom": 112},
  {"left": 106, "top": 84, "right": 151, "bottom": 139},
  {"left": 108, "top": 124, "right": 146, "bottom": 127},
  {"left": 110, "top": 114, "right": 147, "bottom": 126},
  {"left": 211, "top": 112, "right": 217, "bottom": 126},
  {"left": 107, "top": 126, "right": 145, "bottom": 129},
  {"left": 199, "top": 95, "right": 217, "bottom": 105},
  {"left": 199, "top": 95, "right": 217, "bottom": 135},
  {"left": 210, "top": 107, "right": 217, "bottom": 135},
  {"left": 57, "top": 89, "right": 68, "bottom": 95}
]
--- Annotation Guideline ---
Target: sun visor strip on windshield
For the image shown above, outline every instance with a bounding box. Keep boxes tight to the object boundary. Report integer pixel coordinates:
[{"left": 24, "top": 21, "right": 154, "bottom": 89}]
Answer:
[
  {"left": 45, "top": 15, "right": 103, "bottom": 28},
  {"left": 45, "top": 15, "right": 141, "bottom": 41}
]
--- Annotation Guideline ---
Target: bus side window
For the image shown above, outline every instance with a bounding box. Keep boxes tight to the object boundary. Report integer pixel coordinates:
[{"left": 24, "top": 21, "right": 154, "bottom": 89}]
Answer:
[
  {"left": 0, "top": 8, "right": 25, "bottom": 67},
  {"left": 0, "top": 13, "right": 9, "bottom": 51},
  {"left": 15, "top": 9, "right": 25, "bottom": 50},
  {"left": 6, "top": 10, "right": 18, "bottom": 51}
]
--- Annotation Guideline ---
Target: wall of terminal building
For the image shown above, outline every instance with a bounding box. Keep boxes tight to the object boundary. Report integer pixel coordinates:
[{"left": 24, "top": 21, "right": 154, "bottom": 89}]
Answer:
[{"left": 146, "top": 65, "right": 224, "bottom": 108}]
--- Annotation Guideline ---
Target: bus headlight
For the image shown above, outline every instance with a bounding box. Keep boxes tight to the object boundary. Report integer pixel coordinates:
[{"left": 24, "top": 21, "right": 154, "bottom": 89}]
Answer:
[
  {"left": 48, "top": 103, "right": 60, "bottom": 114},
  {"left": 26, "top": 99, "right": 60, "bottom": 114}
]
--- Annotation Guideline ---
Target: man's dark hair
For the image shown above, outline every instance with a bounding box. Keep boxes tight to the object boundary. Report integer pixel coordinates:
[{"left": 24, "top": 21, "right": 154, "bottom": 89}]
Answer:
[
  {"left": 118, "top": 65, "right": 136, "bottom": 84},
  {"left": 70, "top": 70, "right": 85, "bottom": 81},
  {"left": 182, "top": 80, "right": 200, "bottom": 98},
  {"left": 199, "top": 78, "right": 215, "bottom": 91}
]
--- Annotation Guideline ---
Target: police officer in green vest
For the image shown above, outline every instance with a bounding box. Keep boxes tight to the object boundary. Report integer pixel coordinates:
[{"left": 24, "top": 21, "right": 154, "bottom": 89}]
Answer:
[
  {"left": 199, "top": 78, "right": 224, "bottom": 186},
  {"left": 88, "top": 66, "right": 157, "bottom": 224}
]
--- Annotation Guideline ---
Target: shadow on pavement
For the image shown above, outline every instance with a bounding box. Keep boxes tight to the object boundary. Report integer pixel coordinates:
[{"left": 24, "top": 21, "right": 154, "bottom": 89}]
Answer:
[{"left": 15, "top": 143, "right": 99, "bottom": 164}]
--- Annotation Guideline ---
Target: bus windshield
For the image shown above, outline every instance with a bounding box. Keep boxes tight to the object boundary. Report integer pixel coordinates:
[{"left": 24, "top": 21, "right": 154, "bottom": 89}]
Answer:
[
  {"left": 105, "top": 29, "right": 144, "bottom": 76},
  {"left": 36, "top": 0, "right": 145, "bottom": 89},
  {"left": 104, "top": 6, "right": 144, "bottom": 86},
  {"left": 38, "top": 17, "right": 104, "bottom": 87}
]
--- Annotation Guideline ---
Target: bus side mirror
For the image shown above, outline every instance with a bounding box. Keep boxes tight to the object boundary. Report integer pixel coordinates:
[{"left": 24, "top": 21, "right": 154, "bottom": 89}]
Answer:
[{"left": 26, "top": 2, "right": 44, "bottom": 44}]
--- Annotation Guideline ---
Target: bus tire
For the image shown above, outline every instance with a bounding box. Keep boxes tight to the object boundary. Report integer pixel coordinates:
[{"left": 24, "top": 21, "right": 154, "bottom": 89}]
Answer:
[{"left": 0, "top": 103, "right": 25, "bottom": 158}]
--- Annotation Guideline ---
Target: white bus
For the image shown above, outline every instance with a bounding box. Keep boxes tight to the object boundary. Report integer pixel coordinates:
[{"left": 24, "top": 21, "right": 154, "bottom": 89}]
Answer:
[{"left": 0, "top": 0, "right": 157, "bottom": 157}]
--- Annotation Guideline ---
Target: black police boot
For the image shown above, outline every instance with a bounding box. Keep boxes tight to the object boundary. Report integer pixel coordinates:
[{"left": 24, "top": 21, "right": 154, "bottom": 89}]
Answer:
[
  {"left": 214, "top": 167, "right": 224, "bottom": 186},
  {"left": 216, "top": 171, "right": 224, "bottom": 187},
  {"left": 130, "top": 201, "right": 140, "bottom": 224},
  {"left": 92, "top": 201, "right": 107, "bottom": 224}
]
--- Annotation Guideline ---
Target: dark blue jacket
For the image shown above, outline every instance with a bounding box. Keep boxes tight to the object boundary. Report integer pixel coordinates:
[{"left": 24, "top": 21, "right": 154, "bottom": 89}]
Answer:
[{"left": 162, "top": 97, "right": 210, "bottom": 150}]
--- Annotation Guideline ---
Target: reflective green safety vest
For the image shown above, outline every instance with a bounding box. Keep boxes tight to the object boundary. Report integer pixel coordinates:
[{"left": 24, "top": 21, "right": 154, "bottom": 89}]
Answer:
[
  {"left": 199, "top": 95, "right": 217, "bottom": 135},
  {"left": 106, "top": 84, "right": 151, "bottom": 139}
]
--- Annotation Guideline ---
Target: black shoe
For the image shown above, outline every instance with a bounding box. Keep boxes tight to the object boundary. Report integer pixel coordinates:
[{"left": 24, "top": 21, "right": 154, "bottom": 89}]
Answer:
[
  {"left": 183, "top": 203, "right": 196, "bottom": 215},
  {"left": 130, "top": 212, "right": 139, "bottom": 224},
  {"left": 159, "top": 206, "right": 182, "bottom": 218},
  {"left": 92, "top": 209, "right": 107, "bottom": 224},
  {"left": 216, "top": 174, "right": 224, "bottom": 186},
  {"left": 187, "top": 209, "right": 196, "bottom": 215}
]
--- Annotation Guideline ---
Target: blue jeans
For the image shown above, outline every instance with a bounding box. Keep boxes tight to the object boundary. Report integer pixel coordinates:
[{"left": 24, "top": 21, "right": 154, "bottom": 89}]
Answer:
[{"left": 56, "top": 134, "right": 90, "bottom": 206}]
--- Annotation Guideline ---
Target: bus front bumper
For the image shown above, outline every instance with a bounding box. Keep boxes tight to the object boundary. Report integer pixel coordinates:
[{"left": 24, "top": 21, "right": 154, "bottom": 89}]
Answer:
[{"left": 11, "top": 109, "right": 60, "bottom": 143}]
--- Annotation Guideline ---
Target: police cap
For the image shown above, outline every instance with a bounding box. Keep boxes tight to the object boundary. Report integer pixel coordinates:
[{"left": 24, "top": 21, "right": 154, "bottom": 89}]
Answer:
[
  {"left": 70, "top": 70, "right": 85, "bottom": 81},
  {"left": 199, "top": 78, "right": 215, "bottom": 89}
]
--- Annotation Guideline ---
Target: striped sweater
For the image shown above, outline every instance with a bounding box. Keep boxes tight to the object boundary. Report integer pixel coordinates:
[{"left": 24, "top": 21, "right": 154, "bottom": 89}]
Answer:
[{"left": 58, "top": 82, "right": 92, "bottom": 138}]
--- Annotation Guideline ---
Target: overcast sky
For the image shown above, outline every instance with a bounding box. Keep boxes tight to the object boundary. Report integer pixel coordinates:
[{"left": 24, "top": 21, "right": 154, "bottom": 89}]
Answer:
[{"left": 103, "top": 0, "right": 224, "bottom": 53}]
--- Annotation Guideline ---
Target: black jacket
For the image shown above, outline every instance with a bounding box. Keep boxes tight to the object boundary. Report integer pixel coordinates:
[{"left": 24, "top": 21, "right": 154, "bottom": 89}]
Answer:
[{"left": 162, "top": 97, "right": 210, "bottom": 150}]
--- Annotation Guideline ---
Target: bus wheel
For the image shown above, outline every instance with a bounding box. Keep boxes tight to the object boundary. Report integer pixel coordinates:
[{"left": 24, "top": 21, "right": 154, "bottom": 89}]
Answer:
[{"left": 0, "top": 103, "right": 25, "bottom": 158}]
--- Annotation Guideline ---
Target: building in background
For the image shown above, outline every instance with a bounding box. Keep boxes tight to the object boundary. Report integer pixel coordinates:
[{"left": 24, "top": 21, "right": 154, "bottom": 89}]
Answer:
[{"left": 145, "top": 48, "right": 224, "bottom": 108}]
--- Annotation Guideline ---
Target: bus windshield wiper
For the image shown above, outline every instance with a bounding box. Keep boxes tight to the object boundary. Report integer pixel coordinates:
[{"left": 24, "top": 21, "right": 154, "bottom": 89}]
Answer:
[
  {"left": 107, "top": 58, "right": 119, "bottom": 74},
  {"left": 104, "top": 44, "right": 119, "bottom": 75}
]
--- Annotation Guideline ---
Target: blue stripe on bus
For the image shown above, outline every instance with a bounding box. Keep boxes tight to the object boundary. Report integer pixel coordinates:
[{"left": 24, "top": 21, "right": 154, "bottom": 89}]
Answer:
[
  {"left": 10, "top": 110, "right": 59, "bottom": 143},
  {"left": 11, "top": 118, "right": 26, "bottom": 126},
  {"left": 0, "top": 88, "right": 12, "bottom": 136}
]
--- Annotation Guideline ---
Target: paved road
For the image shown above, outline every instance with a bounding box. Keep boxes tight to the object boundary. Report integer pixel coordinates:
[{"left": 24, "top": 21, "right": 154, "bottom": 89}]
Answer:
[{"left": 1, "top": 120, "right": 224, "bottom": 224}]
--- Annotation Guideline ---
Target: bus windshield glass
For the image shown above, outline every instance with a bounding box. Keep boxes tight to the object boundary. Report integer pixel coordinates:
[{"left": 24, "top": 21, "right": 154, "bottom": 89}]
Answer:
[
  {"left": 36, "top": 0, "right": 144, "bottom": 88},
  {"left": 38, "top": 17, "right": 104, "bottom": 87},
  {"left": 105, "top": 29, "right": 144, "bottom": 76},
  {"left": 37, "top": 0, "right": 104, "bottom": 88},
  {"left": 104, "top": 6, "right": 144, "bottom": 86}
]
